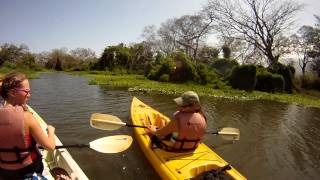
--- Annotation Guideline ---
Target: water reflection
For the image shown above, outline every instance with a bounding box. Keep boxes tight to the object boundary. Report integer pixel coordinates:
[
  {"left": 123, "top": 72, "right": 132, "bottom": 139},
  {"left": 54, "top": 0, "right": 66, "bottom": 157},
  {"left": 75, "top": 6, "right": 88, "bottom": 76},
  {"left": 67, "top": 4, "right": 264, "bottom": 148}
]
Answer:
[{"left": 29, "top": 73, "right": 320, "bottom": 180}]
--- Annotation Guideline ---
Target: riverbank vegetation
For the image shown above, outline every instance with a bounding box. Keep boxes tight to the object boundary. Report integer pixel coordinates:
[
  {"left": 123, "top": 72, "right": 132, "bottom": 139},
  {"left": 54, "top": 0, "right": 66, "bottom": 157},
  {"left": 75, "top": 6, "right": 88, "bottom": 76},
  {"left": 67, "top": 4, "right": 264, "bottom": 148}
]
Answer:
[{"left": 1, "top": 0, "right": 320, "bottom": 108}]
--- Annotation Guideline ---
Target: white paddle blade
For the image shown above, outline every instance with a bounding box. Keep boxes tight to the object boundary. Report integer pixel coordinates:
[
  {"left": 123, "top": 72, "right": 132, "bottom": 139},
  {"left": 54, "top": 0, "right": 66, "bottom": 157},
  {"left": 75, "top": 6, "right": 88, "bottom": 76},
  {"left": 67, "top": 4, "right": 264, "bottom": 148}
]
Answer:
[
  {"left": 89, "top": 135, "right": 133, "bottom": 153},
  {"left": 218, "top": 127, "right": 240, "bottom": 141},
  {"left": 90, "top": 113, "right": 125, "bottom": 130}
]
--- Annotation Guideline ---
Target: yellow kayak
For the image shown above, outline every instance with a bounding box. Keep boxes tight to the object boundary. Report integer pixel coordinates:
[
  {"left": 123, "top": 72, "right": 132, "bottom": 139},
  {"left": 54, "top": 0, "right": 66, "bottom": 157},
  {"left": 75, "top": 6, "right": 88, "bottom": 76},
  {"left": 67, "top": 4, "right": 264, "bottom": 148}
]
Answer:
[
  {"left": 28, "top": 106, "right": 89, "bottom": 180},
  {"left": 130, "top": 97, "right": 246, "bottom": 180}
]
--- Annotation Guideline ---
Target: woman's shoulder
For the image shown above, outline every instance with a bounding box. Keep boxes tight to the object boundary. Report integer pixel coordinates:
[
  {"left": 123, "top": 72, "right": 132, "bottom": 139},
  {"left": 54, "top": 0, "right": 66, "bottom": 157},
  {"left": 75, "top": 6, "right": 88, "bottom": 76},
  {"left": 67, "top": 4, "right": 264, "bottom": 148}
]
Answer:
[{"left": 23, "top": 110, "right": 37, "bottom": 124}]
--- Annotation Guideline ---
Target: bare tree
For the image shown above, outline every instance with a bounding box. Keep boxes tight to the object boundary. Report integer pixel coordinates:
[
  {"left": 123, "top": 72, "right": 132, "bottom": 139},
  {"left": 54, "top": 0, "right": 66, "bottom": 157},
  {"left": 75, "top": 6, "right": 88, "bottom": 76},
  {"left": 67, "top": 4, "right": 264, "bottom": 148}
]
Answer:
[
  {"left": 157, "top": 19, "right": 180, "bottom": 55},
  {"left": 173, "top": 14, "right": 213, "bottom": 59},
  {"left": 141, "top": 14, "right": 213, "bottom": 59},
  {"left": 70, "top": 48, "right": 96, "bottom": 62},
  {"left": 289, "top": 33, "right": 312, "bottom": 86},
  {"left": 203, "top": 0, "right": 303, "bottom": 66}
]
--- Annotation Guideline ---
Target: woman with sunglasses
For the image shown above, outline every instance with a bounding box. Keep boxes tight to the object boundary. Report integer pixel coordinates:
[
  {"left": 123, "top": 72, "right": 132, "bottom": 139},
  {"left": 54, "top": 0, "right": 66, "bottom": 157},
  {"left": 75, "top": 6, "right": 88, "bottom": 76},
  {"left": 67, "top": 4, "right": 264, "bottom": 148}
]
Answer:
[{"left": 0, "top": 72, "right": 56, "bottom": 179}]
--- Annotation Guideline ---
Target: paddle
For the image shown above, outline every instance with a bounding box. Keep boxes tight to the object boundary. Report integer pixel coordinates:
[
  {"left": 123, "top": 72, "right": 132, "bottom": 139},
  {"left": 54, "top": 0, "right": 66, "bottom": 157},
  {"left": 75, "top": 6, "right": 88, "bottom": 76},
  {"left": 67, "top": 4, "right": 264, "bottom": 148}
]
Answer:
[
  {"left": 90, "top": 113, "right": 240, "bottom": 141},
  {"left": 39, "top": 135, "right": 133, "bottom": 153}
]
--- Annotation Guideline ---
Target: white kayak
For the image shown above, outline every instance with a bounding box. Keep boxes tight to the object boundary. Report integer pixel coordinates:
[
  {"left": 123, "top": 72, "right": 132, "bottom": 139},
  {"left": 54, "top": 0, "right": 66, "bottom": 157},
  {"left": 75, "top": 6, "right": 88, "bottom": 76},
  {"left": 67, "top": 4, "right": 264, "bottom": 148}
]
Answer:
[{"left": 28, "top": 106, "right": 88, "bottom": 180}]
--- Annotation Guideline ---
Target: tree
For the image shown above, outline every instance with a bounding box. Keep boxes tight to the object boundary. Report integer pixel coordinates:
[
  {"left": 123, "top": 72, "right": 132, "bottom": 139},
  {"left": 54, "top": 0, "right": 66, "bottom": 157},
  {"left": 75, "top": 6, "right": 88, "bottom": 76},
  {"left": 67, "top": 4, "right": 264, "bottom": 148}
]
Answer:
[
  {"left": 203, "top": 0, "right": 303, "bottom": 66},
  {"left": 45, "top": 48, "right": 68, "bottom": 70},
  {"left": 70, "top": 48, "right": 96, "bottom": 62},
  {"left": 130, "top": 42, "right": 154, "bottom": 73},
  {"left": 142, "top": 14, "right": 213, "bottom": 59},
  {"left": 173, "top": 15, "right": 213, "bottom": 59},
  {"left": 0, "top": 43, "right": 29, "bottom": 65},
  {"left": 197, "top": 45, "right": 220, "bottom": 63},
  {"left": 289, "top": 32, "right": 313, "bottom": 86},
  {"left": 307, "top": 15, "right": 320, "bottom": 77}
]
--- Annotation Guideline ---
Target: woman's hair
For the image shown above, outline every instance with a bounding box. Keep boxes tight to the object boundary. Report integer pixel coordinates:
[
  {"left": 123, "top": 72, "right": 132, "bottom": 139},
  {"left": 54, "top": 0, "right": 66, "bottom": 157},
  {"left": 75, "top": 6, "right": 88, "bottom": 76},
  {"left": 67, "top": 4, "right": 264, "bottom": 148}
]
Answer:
[{"left": 0, "top": 72, "right": 27, "bottom": 99}]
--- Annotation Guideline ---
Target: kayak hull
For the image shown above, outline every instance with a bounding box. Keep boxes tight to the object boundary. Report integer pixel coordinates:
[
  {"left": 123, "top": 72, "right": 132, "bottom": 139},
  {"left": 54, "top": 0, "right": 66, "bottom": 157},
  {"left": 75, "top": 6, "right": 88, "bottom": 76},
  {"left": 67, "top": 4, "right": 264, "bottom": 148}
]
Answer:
[
  {"left": 130, "top": 97, "right": 246, "bottom": 180},
  {"left": 28, "top": 106, "right": 88, "bottom": 180}
]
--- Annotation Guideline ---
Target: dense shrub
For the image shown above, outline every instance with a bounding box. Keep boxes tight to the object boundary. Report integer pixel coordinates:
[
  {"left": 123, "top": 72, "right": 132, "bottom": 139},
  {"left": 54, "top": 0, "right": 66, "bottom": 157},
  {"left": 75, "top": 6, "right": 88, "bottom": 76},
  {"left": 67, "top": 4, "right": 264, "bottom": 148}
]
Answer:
[
  {"left": 170, "top": 51, "right": 199, "bottom": 83},
  {"left": 211, "top": 58, "right": 239, "bottom": 78},
  {"left": 256, "top": 70, "right": 284, "bottom": 92},
  {"left": 1, "top": 61, "right": 17, "bottom": 69},
  {"left": 147, "top": 56, "right": 175, "bottom": 81},
  {"left": 228, "top": 65, "right": 257, "bottom": 91},
  {"left": 93, "top": 44, "right": 132, "bottom": 71},
  {"left": 196, "top": 63, "right": 219, "bottom": 85},
  {"left": 303, "top": 76, "right": 320, "bottom": 91},
  {"left": 268, "top": 62, "right": 295, "bottom": 93},
  {"left": 159, "top": 74, "right": 170, "bottom": 82}
]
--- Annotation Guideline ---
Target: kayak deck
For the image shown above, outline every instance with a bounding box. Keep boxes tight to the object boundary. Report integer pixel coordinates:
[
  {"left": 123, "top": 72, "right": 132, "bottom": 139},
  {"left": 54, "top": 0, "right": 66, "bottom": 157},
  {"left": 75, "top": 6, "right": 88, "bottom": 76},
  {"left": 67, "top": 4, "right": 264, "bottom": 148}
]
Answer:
[
  {"left": 130, "top": 97, "right": 246, "bottom": 180},
  {"left": 28, "top": 106, "right": 88, "bottom": 180}
]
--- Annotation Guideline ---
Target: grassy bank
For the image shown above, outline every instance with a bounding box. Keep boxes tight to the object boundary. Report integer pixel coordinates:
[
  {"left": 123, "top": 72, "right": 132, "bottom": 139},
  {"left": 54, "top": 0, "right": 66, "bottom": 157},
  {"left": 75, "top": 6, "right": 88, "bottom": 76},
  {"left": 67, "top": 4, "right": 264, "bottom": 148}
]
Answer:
[
  {"left": 0, "top": 67, "right": 42, "bottom": 79},
  {"left": 75, "top": 72, "right": 320, "bottom": 108}
]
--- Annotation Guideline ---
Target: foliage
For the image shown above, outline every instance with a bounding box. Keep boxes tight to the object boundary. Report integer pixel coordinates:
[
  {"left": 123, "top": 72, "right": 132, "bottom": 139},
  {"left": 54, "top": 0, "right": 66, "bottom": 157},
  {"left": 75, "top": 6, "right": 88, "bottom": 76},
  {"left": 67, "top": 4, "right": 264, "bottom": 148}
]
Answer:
[
  {"left": 16, "top": 53, "right": 42, "bottom": 71},
  {"left": 92, "top": 44, "right": 132, "bottom": 71},
  {"left": 0, "top": 43, "right": 29, "bottom": 65},
  {"left": 130, "top": 42, "right": 154, "bottom": 74},
  {"left": 195, "top": 63, "right": 218, "bottom": 85},
  {"left": 222, "top": 45, "right": 231, "bottom": 59},
  {"left": 255, "top": 70, "right": 284, "bottom": 93},
  {"left": 170, "top": 51, "right": 199, "bottom": 82},
  {"left": 268, "top": 62, "right": 295, "bottom": 93},
  {"left": 55, "top": 57, "right": 63, "bottom": 71},
  {"left": 0, "top": 62, "right": 39, "bottom": 79},
  {"left": 159, "top": 74, "right": 170, "bottom": 82},
  {"left": 302, "top": 75, "right": 320, "bottom": 91},
  {"left": 147, "top": 56, "right": 175, "bottom": 81},
  {"left": 305, "top": 18, "right": 320, "bottom": 77},
  {"left": 210, "top": 58, "right": 239, "bottom": 78},
  {"left": 228, "top": 65, "right": 257, "bottom": 91},
  {"left": 197, "top": 46, "right": 220, "bottom": 63}
]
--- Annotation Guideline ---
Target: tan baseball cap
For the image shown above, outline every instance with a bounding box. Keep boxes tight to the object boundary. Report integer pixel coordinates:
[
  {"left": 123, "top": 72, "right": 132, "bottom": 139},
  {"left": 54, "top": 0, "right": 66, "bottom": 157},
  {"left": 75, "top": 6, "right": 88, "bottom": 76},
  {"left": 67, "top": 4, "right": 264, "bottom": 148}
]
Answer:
[{"left": 173, "top": 91, "right": 200, "bottom": 107}]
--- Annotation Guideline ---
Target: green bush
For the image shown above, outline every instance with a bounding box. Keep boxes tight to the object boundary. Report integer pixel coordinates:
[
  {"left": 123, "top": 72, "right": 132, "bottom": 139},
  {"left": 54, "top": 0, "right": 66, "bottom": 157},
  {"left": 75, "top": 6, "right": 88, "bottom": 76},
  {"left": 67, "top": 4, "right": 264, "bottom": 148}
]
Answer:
[
  {"left": 268, "top": 62, "right": 295, "bottom": 93},
  {"left": 159, "top": 74, "right": 169, "bottom": 82},
  {"left": 1, "top": 61, "right": 17, "bottom": 69},
  {"left": 228, "top": 65, "right": 257, "bottom": 91},
  {"left": 211, "top": 58, "right": 239, "bottom": 78},
  {"left": 146, "top": 56, "right": 175, "bottom": 81},
  {"left": 170, "top": 51, "right": 199, "bottom": 83},
  {"left": 196, "top": 63, "right": 219, "bottom": 85},
  {"left": 256, "top": 70, "right": 284, "bottom": 92},
  {"left": 303, "top": 76, "right": 320, "bottom": 91}
]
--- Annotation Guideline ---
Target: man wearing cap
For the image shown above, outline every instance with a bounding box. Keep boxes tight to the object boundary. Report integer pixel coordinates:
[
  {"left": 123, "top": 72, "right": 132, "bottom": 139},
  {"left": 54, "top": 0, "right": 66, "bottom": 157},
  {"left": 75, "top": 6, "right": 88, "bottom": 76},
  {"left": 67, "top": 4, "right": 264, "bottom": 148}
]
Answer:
[{"left": 147, "top": 91, "right": 207, "bottom": 151}]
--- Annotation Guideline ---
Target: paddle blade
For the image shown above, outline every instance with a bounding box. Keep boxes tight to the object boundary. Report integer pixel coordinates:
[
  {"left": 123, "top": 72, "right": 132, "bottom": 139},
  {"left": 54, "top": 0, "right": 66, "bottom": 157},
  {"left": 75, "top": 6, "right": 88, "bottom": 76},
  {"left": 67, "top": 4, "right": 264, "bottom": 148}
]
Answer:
[
  {"left": 218, "top": 127, "right": 240, "bottom": 141},
  {"left": 89, "top": 135, "right": 133, "bottom": 153},
  {"left": 90, "top": 113, "right": 125, "bottom": 130}
]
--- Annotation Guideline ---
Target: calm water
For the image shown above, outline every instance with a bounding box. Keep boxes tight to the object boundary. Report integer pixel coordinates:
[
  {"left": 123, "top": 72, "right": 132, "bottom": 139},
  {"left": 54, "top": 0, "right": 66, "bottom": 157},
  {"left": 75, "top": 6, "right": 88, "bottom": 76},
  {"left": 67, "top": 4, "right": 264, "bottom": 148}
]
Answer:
[{"left": 29, "top": 73, "right": 320, "bottom": 180}]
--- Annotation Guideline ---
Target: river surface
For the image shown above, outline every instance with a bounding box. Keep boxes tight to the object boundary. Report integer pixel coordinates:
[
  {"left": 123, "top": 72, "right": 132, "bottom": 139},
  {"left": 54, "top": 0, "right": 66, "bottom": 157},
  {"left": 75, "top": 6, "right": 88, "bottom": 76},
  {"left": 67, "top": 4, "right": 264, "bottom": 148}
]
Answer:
[{"left": 28, "top": 73, "right": 320, "bottom": 180}]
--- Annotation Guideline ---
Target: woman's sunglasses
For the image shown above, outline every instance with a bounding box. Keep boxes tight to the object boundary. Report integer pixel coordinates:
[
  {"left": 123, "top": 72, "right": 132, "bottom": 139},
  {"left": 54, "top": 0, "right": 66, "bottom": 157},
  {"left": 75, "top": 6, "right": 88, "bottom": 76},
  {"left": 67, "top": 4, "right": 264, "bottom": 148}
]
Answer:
[{"left": 15, "top": 88, "right": 31, "bottom": 95}]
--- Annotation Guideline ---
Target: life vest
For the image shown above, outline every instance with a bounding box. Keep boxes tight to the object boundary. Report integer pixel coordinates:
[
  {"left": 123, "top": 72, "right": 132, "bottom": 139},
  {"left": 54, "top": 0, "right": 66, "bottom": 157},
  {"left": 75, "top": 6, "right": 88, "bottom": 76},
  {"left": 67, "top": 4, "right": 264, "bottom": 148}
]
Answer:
[
  {"left": 171, "top": 111, "right": 206, "bottom": 151},
  {"left": 0, "top": 106, "right": 38, "bottom": 168}
]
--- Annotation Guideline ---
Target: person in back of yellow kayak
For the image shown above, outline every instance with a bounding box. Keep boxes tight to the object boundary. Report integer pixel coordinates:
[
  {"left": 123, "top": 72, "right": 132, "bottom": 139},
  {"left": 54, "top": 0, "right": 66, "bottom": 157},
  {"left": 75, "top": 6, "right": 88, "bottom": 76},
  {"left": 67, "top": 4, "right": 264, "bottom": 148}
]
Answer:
[{"left": 147, "top": 91, "right": 207, "bottom": 151}]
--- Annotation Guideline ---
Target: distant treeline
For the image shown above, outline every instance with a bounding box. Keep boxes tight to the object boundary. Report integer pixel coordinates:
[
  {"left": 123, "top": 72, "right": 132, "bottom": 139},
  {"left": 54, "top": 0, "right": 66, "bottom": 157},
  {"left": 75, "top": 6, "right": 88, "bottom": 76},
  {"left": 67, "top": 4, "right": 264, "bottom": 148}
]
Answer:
[{"left": 1, "top": 0, "right": 320, "bottom": 93}]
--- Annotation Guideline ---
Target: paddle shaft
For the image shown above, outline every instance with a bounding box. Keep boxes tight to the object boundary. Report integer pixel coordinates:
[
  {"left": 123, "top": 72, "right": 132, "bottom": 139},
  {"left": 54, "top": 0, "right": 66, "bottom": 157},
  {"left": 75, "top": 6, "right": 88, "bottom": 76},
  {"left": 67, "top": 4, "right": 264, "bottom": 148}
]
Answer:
[
  {"left": 125, "top": 124, "right": 226, "bottom": 135},
  {"left": 126, "top": 124, "right": 147, "bottom": 128},
  {"left": 39, "top": 144, "right": 89, "bottom": 149}
]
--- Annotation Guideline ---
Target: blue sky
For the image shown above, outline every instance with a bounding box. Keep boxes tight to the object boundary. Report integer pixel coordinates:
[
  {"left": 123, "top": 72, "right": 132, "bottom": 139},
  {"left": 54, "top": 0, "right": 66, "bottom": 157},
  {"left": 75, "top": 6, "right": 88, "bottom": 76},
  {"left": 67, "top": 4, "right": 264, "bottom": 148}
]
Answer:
[{"left": 0, "top": 0, "right": 319, "bottom": 56}]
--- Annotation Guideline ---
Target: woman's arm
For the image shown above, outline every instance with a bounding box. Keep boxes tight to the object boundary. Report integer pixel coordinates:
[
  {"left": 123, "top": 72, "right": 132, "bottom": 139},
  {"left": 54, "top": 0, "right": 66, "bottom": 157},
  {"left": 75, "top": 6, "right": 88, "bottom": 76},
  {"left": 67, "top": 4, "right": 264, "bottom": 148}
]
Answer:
[{"left": 25, "top": 112, "right": 56, "bottom": 150}]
